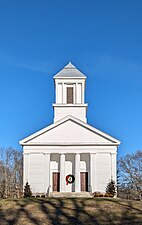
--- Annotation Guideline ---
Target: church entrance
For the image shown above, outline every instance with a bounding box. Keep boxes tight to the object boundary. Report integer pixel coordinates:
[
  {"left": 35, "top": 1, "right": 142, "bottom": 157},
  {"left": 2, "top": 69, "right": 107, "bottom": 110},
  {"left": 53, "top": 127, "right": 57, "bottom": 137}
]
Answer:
[
  {"left": 53, "top": 172, "right": 60, "bottom": 192},
  {"left": 80, "top": 172, "right": 88, "bottom": 191}
]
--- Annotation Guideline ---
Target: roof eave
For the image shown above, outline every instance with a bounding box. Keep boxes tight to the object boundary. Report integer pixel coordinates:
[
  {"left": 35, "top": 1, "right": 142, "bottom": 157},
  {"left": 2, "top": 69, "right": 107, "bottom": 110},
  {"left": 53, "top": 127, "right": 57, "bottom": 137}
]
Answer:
[
  {"left": 19, "top": 142, "right": 120, "bottom": 147},
  {"left": 53, "top": 76, "right": 86, "bottom": 79}
]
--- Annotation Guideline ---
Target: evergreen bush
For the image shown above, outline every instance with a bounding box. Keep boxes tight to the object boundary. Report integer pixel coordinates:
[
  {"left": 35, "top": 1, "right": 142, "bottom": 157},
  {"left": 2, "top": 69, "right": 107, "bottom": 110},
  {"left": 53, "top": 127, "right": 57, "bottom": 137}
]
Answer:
[
  {"left": 106, "top": 179, "right": 116, "bottom": 197},
  {"left": 24, "top": 182, "right": 32, "bottom": 197}
]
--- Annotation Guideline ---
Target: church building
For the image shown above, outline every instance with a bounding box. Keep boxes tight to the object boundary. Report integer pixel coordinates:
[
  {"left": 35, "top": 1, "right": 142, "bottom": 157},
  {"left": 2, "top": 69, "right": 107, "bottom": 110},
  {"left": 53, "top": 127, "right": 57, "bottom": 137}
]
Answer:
[{"left": 20, "top": 62, "right": 120, "bottom": 195}]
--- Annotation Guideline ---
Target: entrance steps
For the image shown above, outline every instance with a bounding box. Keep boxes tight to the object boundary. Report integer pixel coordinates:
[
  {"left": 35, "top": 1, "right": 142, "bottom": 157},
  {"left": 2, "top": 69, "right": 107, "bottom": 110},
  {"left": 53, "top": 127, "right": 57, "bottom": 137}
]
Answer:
[{"left": 49, "top": 192, "right": 93, "bottom": 198}]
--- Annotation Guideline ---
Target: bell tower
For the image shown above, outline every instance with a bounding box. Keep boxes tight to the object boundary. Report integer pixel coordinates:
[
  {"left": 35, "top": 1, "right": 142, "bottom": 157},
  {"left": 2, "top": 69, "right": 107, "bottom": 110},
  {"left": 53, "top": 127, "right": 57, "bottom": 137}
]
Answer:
[{"left": 53, "top": 62, "right": 88, "bottom": 123}]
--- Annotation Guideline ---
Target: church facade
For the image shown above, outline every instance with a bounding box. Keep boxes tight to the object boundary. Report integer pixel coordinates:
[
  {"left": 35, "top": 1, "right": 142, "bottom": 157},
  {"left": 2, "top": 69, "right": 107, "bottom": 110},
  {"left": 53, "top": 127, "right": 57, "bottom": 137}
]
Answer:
[{"left": 20, "top": 62, "right": 120, "bottom": 195}]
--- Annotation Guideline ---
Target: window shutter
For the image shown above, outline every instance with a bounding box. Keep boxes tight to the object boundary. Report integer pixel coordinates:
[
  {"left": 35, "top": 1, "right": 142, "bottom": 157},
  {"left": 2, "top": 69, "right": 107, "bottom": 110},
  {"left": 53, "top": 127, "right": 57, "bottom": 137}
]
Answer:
[{"left": 67, "top": 87, "right": 73, "bottom": 104}]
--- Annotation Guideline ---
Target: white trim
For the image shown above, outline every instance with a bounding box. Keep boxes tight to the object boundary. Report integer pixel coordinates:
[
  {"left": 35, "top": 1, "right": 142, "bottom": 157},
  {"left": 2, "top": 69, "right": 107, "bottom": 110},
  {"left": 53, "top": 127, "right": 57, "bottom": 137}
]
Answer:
[
  {"left": 54, "top": 77, "right": 86, "bottom": 79},
  {"left": 21, "top": 142, "right": 120, "bottom": 146},
  {"left": 52, "top": 104, "right": 88, "bottom": 107}
]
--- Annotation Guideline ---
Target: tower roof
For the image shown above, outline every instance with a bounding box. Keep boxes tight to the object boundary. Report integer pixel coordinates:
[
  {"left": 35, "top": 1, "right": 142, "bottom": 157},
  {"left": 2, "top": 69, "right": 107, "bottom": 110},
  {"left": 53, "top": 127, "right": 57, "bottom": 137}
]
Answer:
[{"left": 53, "top": 62, "right": 86, "bottom": 78}]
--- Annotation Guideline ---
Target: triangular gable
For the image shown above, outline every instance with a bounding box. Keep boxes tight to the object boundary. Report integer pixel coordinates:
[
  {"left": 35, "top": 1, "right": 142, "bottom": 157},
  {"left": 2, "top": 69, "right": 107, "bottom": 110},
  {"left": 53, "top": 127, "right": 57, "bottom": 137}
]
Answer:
[{"left": 19, "top": 115, "right": 120, "bottom": 146}]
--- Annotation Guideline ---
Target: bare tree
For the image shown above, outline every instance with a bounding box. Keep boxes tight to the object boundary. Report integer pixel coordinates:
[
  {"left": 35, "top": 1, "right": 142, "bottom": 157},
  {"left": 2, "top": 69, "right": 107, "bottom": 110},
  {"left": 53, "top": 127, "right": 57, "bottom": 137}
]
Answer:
[
  {"left": 0, "top": 147, "right": 23, "bottom": 198},
  {"left": 0, "top": 160, "right": 5, "bottom": 197},
  {"left": 118, "top": 150, "right": 142, "bottom": 201}
]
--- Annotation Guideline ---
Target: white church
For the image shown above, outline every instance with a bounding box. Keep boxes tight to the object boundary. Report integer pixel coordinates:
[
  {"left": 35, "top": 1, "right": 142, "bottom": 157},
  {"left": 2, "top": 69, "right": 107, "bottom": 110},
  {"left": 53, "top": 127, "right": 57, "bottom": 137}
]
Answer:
[{"left": 20, "top": 62, "right": 120, "bottom": 196}]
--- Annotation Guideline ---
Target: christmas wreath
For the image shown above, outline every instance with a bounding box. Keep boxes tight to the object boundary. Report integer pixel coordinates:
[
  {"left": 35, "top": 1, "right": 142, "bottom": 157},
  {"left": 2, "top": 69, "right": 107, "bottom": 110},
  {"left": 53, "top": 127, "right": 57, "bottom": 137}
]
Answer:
[{"left": 66, "top": 174, "right": 75, "bottom": 185}]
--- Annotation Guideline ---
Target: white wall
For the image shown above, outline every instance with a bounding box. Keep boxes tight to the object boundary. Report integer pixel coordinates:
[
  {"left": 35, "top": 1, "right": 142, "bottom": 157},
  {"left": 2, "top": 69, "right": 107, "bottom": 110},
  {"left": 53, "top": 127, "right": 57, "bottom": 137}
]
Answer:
[
  {"left": 28, "top": 154, "right": 45, "bottom": 193},
  {"left": 23, "top": 150, "right": 117, "bottom": 194},
  {"left": 95, "top": 153, "right": 111, "bottom": 192},
  {"left": 53, "top": 106, "right": 87, "bottom": 123},
  {"left": 23, "top": 153, "right": 50, "bottom": 194}
]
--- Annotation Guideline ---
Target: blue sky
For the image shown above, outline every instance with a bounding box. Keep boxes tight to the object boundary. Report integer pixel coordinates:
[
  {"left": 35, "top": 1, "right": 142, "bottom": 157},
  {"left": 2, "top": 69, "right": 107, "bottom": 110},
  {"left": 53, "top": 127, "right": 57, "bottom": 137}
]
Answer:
[{"left": 0, "top": 0, "right": 142, "bottom": 157}]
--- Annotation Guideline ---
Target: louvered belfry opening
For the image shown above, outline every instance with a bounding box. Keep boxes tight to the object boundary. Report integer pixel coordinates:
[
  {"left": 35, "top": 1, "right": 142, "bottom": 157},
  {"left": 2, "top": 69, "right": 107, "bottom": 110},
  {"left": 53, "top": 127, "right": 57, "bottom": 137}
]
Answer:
[{"left": 67, "top": 87, "right": 73, "bottom": 104}]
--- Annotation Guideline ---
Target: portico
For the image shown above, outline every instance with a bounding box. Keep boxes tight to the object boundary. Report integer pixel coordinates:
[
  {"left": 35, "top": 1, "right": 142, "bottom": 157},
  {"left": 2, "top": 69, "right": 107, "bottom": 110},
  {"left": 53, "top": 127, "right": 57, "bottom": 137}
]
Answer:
[
  {"left": 20, "top": 62, "right": 120, "bottom": 195},
  {"left": 23, "top": 150, "right": 92, "bottom": 193}
]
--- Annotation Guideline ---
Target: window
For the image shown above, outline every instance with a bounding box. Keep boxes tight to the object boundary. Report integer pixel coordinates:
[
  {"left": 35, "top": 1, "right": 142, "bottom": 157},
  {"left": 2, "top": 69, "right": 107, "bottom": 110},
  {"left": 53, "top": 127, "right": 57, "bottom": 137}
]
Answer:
[{"left": 67, "top": 87, "right": 73, "bottom": 104}]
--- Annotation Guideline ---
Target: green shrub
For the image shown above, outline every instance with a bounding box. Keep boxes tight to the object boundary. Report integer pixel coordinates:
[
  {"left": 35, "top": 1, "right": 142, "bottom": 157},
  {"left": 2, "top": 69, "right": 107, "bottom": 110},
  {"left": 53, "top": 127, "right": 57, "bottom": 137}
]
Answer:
[
  {"left": 24, "top": 182, "right": 32, "bottom": 198},
  {"left": 106, "top": 179, "right": 116, "bottom": 197}
]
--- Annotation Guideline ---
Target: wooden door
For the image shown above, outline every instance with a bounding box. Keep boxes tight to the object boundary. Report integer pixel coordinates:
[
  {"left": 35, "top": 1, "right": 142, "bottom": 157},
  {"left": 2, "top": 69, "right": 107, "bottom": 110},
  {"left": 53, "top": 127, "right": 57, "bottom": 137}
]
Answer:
[
  {"left": 80, "top": 172, "right": 88, "bottom": 191},
  {"left": 53, "top": 172, "right": 60, "bottom": 192}
]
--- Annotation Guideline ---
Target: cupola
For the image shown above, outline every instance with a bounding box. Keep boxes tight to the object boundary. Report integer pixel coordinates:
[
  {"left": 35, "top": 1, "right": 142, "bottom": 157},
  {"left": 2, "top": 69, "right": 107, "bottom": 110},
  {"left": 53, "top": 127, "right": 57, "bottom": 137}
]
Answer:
[{"left": 52, "top": 62, "right": 88, "bottom": 123}]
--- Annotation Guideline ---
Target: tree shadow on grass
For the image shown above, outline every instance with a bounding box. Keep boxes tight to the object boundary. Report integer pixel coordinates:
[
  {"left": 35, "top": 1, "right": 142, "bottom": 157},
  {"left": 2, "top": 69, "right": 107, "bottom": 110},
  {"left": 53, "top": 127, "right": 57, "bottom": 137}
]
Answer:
[
  {"left": 92, "top": 198, "right": 142, "bottom": 225},
  {"left": 0, "top": 198, "right": 41, "bottom": 225},
  {"left": 33, "top": 198, "right": 89, "bottom": 225},
  {"left": 0, "top": 198, "right": 142, "bottom": 225}
]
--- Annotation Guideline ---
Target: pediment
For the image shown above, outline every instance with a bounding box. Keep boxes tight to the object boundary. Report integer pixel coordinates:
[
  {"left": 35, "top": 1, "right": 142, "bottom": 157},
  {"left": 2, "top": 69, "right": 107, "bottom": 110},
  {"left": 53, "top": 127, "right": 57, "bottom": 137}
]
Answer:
[{"left": 20, "top": 116, "right": 120, "bottom": 146}]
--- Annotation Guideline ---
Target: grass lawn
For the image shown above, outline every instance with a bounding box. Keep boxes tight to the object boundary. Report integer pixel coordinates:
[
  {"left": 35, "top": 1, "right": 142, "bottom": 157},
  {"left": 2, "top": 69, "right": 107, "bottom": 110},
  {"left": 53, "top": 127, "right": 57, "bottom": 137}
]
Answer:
[{"left": 0, "top": 197, "right": 142, "bottom": 225}]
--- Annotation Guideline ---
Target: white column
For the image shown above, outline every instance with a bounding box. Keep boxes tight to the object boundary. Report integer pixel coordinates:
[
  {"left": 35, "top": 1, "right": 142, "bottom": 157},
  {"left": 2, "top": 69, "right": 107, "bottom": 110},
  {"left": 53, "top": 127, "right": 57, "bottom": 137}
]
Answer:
[
  {"left": 55, "top": 80, "right": 58, "bottom": 103},
  {"left": 76, "top": 83, "right": 78, "bottom": 104},
  {"left": 90, "top": 153, "right": 96, "bottom": 192},
  {"left": 82, "top": 81, "right": 85, "bottom": 103},
  {"left": 111, "top": 153, "right": 117, "bottom": 182},
  {"left": 60, "top": 153, "right": 65, "bottom": 192},
  {"left": 63, "top": 83, "right": 66, "bottom": 103},
  {"left": 44, "top": 153, "right": 50, "bottom": 194},
  {"left": 111, "top": 152, "right": 117, "bottom": 197},
  {"left": 23, "top": 153, "right": 29, "bottom": 187},
  {"left": 75, "top": 153, "right": 80, "bottom": 192},
  {"left": 73, "top": 83, "right": 76, "bottom": 104}
]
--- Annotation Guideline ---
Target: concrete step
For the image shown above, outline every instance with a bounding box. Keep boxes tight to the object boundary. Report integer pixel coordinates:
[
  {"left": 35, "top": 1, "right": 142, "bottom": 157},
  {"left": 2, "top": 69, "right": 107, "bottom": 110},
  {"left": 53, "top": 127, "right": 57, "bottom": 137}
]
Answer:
[{"left": 49, "top": 192, "right": 93, "bottom": 198}]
